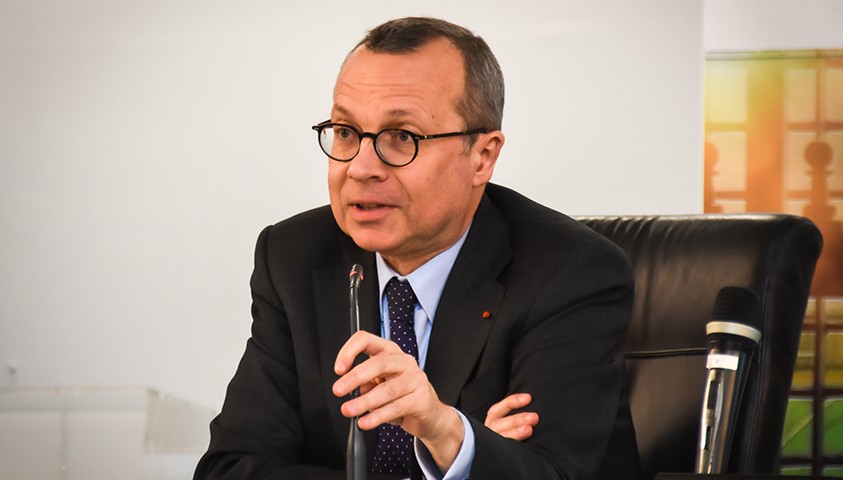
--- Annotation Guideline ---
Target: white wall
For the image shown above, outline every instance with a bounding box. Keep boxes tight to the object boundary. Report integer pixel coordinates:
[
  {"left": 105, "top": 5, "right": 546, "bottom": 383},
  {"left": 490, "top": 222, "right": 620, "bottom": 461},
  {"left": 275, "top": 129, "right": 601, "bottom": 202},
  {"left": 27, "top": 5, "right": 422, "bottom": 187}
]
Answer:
[
  {"left": 0, "top": 0, "right": 705, "bottom": 412},
  {"left": 704, "top": 0, "right": 843, "bottom": 51}
]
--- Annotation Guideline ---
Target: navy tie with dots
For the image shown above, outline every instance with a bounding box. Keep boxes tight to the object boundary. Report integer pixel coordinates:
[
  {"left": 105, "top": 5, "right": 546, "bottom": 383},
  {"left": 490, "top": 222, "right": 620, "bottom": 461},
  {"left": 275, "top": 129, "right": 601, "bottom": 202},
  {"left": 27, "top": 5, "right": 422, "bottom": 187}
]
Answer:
[{"left": 372, "top": 277, "right": 419, "bottom": 475}]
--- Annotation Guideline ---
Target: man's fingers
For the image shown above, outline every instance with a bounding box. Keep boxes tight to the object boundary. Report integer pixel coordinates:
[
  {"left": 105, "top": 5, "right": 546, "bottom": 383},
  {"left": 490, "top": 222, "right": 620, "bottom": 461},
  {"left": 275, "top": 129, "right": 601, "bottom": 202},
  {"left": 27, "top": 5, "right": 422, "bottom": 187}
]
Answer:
[
  {"left": 333, "top": 331, "right": 410, "bottom": 397},
  {"left": 333, "top": 331, "right": 432, "bottom": 431},
  {"left": 334, "top": 331, "right": 396, "bottom": 375},
  {"left": 333, "top": 346, "right": 418, "bottom": 397},
  {"left": 496, "top": 424, "right": 535, "bottom": 441},
  {"left": 353, "top": 390, "right": 415, "bottom": 430},
  {"left": 332, "top": 331, "right": 454, "bottom": 444},
  {"left": 340, "top": 367, "right": 427, "bottom": 423},
  {"left": 486, "top": 411, "right": 539, "bottom": 433},
  {"left": 485, "top": 393, "right": 532, "bottom": 422}
]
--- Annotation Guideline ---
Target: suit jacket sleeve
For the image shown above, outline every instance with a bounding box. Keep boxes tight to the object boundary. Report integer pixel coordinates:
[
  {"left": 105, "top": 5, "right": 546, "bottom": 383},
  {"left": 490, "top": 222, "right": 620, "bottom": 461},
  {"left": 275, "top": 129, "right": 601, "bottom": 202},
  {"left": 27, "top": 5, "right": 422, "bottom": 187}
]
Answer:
[
  {"left": 193, "top": 224, "right": 399, "bottom": 480},
  {"left": 484, "top": 240, "right": 633, "bottom": 479},
  {"left": 432, "top": 187, "right": 637, "bottom": 479},
  {"left": 467, "top": 236, "right": 634, "bottom": 479},
  {"left": 194, "top": 225, "right": 325, "bottom": 479}
]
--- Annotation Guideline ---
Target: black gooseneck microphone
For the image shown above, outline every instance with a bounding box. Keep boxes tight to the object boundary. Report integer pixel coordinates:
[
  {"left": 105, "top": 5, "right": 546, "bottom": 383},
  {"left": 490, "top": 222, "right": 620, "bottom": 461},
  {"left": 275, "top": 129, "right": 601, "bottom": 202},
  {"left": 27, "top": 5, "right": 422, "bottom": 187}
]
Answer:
[
  {"left": 347, "top": 264, "right": 367, "bottom": 480},
  {"left": 695, "top": 286, "right": 762, "bottom": 474}
]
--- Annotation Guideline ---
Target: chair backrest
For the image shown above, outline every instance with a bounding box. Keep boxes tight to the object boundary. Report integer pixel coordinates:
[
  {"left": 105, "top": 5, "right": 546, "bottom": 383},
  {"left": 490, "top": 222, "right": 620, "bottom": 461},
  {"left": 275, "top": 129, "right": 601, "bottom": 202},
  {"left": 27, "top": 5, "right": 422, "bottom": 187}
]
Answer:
[{"left": 575, "top": 214, "right": 823, "bottom": 480}]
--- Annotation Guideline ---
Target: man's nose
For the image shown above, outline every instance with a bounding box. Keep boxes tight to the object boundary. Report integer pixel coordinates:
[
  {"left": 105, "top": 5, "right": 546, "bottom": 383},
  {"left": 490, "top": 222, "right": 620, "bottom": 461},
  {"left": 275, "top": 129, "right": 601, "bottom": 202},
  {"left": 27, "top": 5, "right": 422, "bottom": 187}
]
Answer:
[{"left": 347, "top": 137, "right": 387, "bottom": 179}]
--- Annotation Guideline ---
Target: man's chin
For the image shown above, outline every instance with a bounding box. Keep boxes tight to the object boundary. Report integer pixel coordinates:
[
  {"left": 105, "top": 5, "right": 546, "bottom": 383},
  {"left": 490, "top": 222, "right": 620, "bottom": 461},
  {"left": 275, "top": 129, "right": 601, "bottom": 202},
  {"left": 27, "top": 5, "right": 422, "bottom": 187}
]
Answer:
[{"left": 347, "top": 230, "right": 398, "bottom": 255}]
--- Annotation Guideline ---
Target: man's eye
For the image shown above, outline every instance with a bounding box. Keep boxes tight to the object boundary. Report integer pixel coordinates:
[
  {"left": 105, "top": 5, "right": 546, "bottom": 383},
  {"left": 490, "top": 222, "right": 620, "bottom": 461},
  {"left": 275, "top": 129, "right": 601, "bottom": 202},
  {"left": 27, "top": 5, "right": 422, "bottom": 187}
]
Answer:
[
  {"left": 334, "top": 126, "right": 355, "bottom": 140},
  {"left": 396, "top": 131, "right": 412, "bottom": 142}
]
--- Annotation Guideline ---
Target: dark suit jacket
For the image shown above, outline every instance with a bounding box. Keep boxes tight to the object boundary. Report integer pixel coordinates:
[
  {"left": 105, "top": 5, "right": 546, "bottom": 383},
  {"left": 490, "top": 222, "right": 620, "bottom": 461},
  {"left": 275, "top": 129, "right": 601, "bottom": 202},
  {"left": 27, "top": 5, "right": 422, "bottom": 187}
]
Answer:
[{"left": 194, "top": 183, "right": 640, "bottom": 480}]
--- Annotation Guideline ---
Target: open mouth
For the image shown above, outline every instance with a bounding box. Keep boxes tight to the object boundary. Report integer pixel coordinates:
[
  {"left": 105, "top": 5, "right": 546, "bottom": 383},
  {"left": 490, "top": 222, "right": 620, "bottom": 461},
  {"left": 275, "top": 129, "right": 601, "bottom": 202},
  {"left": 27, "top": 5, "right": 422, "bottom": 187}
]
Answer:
[{"left": 354, "top": 203, "right": 385, "bottom": 211}]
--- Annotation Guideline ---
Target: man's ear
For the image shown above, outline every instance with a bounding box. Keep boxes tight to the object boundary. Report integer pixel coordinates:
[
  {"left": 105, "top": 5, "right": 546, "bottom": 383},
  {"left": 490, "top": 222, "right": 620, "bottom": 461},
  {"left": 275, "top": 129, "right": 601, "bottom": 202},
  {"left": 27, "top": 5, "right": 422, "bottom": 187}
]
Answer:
[{"left": 472, "top": 131, "right": 505, "bottom": 187}]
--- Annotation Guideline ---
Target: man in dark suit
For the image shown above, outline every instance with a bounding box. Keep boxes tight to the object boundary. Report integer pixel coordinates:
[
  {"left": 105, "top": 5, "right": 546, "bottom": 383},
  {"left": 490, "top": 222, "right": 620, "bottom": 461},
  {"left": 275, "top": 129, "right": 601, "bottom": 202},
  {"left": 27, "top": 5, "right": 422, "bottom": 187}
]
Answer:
[{"left": 195, "top": 17, "right": 639, "bottom": 480}]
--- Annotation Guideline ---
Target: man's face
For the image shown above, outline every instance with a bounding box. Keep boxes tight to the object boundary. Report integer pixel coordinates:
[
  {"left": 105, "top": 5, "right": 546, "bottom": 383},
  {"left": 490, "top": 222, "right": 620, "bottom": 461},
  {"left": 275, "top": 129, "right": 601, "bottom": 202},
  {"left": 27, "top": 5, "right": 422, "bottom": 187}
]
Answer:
[{"left": 328, "top": 38, "right": 499, "bottom": 274}]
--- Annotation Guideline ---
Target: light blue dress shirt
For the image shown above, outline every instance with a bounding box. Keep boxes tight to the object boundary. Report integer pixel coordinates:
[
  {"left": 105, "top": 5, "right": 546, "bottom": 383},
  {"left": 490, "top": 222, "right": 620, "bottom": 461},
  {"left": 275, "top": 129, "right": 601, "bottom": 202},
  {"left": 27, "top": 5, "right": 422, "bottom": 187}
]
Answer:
[{"left": 375, "top": 227, "right": 475, "bottom": 480}]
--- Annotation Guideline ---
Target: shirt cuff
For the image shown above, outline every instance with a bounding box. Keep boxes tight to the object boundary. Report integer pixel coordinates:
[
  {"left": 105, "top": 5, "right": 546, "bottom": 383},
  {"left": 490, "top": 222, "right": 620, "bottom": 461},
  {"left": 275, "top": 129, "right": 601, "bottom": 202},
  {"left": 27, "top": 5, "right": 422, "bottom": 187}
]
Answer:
[{"left": 414, "top": 409, "right": 475, "bottom": 480}]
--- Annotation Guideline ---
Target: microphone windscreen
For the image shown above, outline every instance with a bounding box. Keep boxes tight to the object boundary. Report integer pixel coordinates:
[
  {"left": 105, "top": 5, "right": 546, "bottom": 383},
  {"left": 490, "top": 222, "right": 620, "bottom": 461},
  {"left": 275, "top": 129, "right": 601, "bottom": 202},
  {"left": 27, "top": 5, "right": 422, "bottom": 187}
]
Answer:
[{"left": 711, "top": 286, "right": 762, "bottom": 332}]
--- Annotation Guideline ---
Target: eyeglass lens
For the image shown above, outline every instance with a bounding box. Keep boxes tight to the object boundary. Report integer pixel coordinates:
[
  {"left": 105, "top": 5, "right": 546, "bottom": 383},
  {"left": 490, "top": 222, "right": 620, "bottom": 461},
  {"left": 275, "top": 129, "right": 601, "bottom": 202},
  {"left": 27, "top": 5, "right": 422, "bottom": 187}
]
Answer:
[{"left": 318, "top": 125, "right": 416, "bottom": 166}]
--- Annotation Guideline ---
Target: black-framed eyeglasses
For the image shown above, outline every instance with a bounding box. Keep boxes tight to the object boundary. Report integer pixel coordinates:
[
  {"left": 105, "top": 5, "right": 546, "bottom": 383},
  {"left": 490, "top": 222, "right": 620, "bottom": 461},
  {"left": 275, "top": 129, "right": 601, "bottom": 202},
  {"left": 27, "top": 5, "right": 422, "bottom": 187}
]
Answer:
[{"left": 311, "top": 121, "right": 487, "bottom": 167}]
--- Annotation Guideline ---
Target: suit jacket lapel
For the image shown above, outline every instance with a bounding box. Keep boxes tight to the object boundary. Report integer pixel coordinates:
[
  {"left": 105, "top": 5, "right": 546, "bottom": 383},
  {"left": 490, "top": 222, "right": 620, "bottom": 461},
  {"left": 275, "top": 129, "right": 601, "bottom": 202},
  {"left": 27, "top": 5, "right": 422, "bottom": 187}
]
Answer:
[{"left": 424, "top": 194, "right": 511, "bottom": 406}]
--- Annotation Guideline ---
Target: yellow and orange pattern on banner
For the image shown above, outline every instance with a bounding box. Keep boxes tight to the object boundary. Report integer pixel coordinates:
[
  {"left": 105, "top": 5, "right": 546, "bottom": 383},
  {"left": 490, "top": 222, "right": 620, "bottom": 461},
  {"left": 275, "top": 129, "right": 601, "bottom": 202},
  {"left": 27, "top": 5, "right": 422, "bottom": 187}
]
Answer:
[{"left": 704, "top": 50, "right": 843, "bottom": 476}]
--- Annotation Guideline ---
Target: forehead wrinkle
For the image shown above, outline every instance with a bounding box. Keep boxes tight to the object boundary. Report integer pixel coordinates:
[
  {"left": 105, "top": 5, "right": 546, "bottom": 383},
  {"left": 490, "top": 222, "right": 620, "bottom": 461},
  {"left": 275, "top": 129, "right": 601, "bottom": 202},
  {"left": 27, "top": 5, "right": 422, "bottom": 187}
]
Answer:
[
  {"left": 332, "top": 96, "right": 433, "bottom": 128},
  {"left": 333, "top": 103, "right": 415, "bottom": 120}
]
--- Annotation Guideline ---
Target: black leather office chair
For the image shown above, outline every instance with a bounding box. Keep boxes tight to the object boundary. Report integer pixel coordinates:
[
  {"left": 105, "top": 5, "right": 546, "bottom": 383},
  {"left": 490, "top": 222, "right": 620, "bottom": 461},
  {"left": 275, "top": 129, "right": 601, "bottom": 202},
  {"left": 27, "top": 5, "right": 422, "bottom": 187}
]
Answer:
[{"left": 576, "top": 214, "right": 823, "bottom": 480}]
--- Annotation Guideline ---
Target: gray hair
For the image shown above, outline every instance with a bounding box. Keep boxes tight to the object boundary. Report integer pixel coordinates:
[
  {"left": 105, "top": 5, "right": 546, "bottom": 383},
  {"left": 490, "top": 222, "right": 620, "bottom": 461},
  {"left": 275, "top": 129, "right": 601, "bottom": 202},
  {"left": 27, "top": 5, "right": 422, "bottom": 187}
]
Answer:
[{"left": 353, "top": 17, "right": 505, "bottom": 132}]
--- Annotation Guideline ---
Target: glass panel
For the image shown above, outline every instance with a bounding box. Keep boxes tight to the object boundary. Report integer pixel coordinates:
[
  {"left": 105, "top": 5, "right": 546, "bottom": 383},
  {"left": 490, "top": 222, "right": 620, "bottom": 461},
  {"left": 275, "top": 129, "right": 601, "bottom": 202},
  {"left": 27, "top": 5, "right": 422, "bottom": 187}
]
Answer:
[
  {"left": 780, "top": 465, "right": 812, "bottom": 476},
  {"left": 705, "top": 65, "right": 748, "bottom": 123},
  {"left": 786, "top": 69, "right": 817, "bottom": 123},
  {"left": 826, "top": 69, "right": 843, "bottom": 122},
  {"left": 824, "top": 334, "right": 843, "bottom": 388},
  {"left": 826, "top": 132, "right": 843, "bottom": 193},
  {"left": 782, "top": 398, "right": 813, "bottom": 457},
  {"left": 717, "top": 200, "right": 747, "bottom": 213},
  {"left": 787, "top": 200, "right": 809, "bottom": 217},
  {"left": 823, "top": 398, "right": 843, "bottom": 455},
  {"left": 792, "top": 332, "right": 816, "bottom": 390},
  {"left": 707, "top": 132, "right": 747, "bottom": 192},
  {"left": 830, "top": 200, "right": 843, "bottom": 223},
  {"left": 826, "top": 298, "right": 843, "bottom": 326},
  {"left": 785, "top": 132, "right": 817, "bottom": 191},
  {"left": 823, "top": 465, "right": 843, "bottom": 476}
]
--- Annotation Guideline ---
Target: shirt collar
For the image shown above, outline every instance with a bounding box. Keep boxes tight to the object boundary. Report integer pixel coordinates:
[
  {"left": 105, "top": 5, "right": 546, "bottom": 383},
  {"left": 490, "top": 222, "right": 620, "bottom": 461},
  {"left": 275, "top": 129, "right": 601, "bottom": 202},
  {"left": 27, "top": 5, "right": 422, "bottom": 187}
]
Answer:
[{"left": 375, "top": 225, "right": 471, "bottom": 322}]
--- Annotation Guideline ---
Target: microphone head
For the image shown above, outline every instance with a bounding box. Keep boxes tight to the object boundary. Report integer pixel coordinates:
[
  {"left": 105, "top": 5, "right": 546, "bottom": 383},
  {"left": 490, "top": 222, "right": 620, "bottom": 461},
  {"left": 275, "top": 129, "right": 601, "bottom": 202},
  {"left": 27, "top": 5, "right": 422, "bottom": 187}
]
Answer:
[
  {"left": 707, "top": 286, "right": 762, "bottom": 343},
  {"left": 349, "top": 264, "right": 364, "bottom": 289}
]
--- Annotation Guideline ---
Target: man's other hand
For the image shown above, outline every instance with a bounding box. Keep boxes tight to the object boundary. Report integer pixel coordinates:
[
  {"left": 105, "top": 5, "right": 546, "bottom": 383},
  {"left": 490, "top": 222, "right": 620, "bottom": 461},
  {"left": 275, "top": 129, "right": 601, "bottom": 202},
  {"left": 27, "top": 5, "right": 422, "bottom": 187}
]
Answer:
[{"left": 485, "top": 393, "right": 539, "bottom": 441}]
